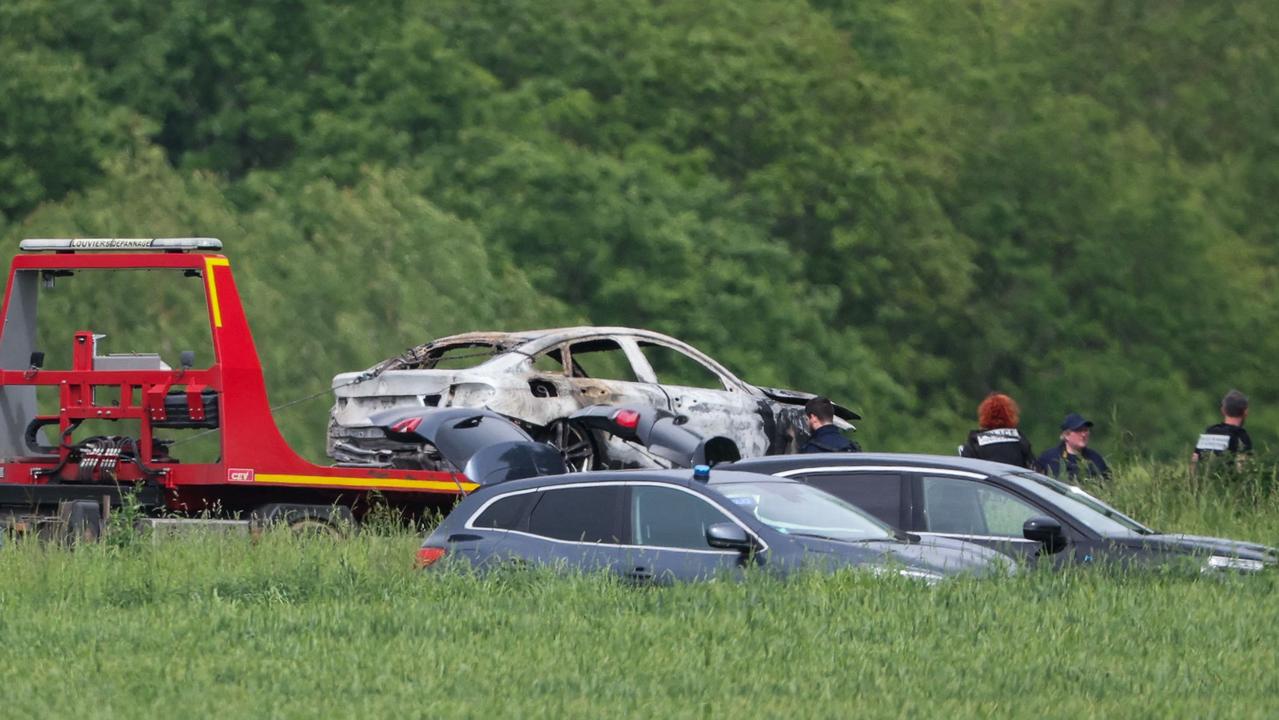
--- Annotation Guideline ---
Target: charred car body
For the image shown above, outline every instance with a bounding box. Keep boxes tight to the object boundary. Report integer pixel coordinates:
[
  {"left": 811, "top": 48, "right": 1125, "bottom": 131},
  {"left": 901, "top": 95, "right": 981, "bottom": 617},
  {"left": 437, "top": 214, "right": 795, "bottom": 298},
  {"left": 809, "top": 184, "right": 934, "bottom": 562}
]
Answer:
[{"left": 328, "top": 327, "right": 856, "bottom": 471}]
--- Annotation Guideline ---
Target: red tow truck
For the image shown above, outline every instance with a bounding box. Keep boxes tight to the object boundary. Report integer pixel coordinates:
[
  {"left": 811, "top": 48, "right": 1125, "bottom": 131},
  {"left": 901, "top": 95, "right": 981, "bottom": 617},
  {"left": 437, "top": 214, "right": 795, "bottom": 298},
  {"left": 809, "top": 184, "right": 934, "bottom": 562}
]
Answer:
[{"left": 0, "top": 238, "right": 476, "bottom": 540}]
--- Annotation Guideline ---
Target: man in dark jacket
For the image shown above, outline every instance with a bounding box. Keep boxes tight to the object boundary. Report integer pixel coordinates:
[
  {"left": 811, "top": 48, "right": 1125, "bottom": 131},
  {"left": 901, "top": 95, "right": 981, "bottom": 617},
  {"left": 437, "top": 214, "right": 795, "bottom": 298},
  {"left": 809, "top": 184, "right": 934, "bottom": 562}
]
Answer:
[
  {"left": 1038, "top": 413, "right": 1111, "bottom": 482},
  {"left": 1192, "top": 389, "right": 1252, "bottom": 472},
  {"left": 801, "top": 397, "right": 860, "bottom": 453}
]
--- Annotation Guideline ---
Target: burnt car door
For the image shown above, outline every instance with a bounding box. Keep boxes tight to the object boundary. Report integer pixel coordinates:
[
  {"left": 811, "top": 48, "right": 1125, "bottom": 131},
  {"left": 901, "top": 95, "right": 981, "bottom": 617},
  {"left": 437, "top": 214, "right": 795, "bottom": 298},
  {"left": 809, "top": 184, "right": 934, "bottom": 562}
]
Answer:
[
  {"left": 559, "top": 336, "right": 670, "bottom": 408},
  {"left": 619, "top": 483, "right": 753, "bottom": 583},
  {"left": 556, "top": 337, "right": 674, "bottom": 468},
  {"left": 634, "top": 338, "right": 770, "bottom": 457},
  {"left": 907, "top": 473, "right": 1074, "bottom": 559}
]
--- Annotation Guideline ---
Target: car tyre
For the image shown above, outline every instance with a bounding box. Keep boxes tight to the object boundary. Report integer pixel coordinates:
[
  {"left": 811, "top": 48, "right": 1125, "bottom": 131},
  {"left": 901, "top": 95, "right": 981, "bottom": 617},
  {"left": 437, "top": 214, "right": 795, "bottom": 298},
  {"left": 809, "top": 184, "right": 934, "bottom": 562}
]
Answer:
[{"left": 539, "top": 418, "right": 599, "bottom": 471}]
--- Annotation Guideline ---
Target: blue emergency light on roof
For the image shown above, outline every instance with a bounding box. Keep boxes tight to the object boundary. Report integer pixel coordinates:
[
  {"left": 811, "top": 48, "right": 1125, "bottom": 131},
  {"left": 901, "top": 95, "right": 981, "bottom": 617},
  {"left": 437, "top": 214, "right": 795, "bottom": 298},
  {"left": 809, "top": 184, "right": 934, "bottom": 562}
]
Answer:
[
  {"left": 19, "top": 238, "right": 223, "bottom": 253},
  {"left": 693, "top": 464, "right": 711, "bottom": 482}
]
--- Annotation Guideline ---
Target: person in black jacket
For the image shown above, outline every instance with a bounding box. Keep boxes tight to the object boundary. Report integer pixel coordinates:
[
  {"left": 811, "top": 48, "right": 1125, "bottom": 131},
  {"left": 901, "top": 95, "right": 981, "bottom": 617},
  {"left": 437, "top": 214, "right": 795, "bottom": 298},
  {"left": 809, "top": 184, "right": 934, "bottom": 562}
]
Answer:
[
  {"left": 960, "top": 392, "right": 1035, "bottom": 468},
  {"left": 1038, "top": 413, "right": 1111, "bottom": 482},
  {"left": 1192, "top": 389, "right": 1253, "bottom": 473},
  {"left": 801, "top": 396, "right": 861, "bottom": 453}
]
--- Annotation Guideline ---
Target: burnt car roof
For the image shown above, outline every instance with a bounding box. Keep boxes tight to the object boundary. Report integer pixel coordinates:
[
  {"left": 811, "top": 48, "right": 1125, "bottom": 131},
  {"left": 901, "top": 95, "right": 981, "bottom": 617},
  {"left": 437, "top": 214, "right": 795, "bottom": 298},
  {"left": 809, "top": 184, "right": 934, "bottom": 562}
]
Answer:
[
  {"left": 373, "top": 326, "right": 729, "bottom": 373},
  {"left": 423, "top": 326, "right": 698, "bottom": 346}
]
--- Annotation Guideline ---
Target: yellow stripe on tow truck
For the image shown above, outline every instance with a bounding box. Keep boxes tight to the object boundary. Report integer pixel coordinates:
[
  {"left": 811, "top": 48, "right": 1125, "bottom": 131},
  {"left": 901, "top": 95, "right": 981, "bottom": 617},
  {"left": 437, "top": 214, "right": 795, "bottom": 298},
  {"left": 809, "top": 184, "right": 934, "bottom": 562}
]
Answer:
[
  {"left": 256, "top": 473, "right": 478, "bottom": 493},
  {"left": 204, "top": 257, "right": 231, "bottom": 327}
]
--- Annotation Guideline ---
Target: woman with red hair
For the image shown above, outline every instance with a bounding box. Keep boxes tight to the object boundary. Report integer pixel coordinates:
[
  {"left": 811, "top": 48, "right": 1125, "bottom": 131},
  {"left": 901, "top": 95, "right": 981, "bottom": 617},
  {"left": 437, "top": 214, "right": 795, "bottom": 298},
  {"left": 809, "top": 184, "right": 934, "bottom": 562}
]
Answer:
[{"left": 960, "top": 392, "right": 1036, "bottom": 468}]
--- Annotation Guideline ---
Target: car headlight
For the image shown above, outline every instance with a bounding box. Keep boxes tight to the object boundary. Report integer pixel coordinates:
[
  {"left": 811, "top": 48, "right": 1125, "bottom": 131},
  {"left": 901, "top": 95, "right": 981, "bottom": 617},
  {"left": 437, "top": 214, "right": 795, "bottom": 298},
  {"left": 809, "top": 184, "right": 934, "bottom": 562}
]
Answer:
[{"left": 1205, "top": 555, "right": 1266, "bottom": 572}]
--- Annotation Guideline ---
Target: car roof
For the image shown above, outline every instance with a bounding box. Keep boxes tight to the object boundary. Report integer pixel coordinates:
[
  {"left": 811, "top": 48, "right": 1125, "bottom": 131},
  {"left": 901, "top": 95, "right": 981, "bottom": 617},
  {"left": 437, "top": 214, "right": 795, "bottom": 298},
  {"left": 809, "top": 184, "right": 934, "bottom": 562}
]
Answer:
[
  {"left": 427, "top": 326, "right": 686, "bottom": 348},
  {"left": 727, "top": 452, "right": 1021, "bottom": 478},
  {"left": 469, "top": 467, "right": 792, "bottom": 495}
]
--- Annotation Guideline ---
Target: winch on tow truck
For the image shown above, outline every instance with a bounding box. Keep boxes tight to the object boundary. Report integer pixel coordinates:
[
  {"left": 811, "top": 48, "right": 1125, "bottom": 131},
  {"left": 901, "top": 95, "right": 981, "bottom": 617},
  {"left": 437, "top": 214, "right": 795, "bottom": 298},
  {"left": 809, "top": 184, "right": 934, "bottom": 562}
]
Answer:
[{"left": 0, "top": 238, "right": 477, "bottom": 541}]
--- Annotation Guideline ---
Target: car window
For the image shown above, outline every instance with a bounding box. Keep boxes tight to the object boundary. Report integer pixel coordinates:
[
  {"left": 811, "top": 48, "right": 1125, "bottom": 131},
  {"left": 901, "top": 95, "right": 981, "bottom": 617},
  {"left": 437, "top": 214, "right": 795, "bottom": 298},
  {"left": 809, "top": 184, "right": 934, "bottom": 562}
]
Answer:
[
  {"left": 631, "top": 485, "right": 733, "bottom": 550},
  {"left": 471, "top": 493, "right": 532, "bottom": 530},
  {"left": 714, "top": 481, "right": 894, "bottom": 542},
  {"left": 638, "top": 341, "right": 727, "bottom": 390},
  {"left": 800, "top": 473, "right": 902, "bottom": 527},
  {"left": 527, "top": 486, "right": 624, "bottom": 543},
  {"left": 392, "top": 341, "right": 510, "bottom": 370},
  {"left": 531, "top": 346, "right": 566, "bottom": 374},
  {"left": 423, "top": 344, "right": 503, "bottom": 369},
  {"left": 1008, "top": 472, "right": 1151, "bottom": 536},
  {"left": 920, "top": 476, "right": 1040, "bottom": 536},
  {"left": 567, "top": 339, "right": 638, "bottom": 381}
]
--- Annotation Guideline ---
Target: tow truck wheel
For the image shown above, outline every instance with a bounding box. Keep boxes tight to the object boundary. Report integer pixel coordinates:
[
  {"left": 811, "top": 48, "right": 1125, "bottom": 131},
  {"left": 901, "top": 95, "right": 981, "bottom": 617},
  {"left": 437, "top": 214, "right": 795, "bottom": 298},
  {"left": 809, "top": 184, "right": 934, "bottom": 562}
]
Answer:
[
  {"left": 252, "top": 503, "right": 354, "bottom": 538},
  {"left": 288, "top": 517, "right": 344, "bottom": 539},
  {"left": 56, "top": 500, "right": 103, "bottom": 545}
]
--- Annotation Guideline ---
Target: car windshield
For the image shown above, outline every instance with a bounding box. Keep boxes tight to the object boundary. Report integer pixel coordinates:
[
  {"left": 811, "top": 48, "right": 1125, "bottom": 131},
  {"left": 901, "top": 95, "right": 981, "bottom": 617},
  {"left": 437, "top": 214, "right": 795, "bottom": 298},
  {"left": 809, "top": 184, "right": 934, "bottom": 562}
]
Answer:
[
  {"left": 1008, "top": 472, "right": 1154, "bottom": 536},
  {"left": 713, "top": 481, "right": 895, "bottom": 543}
]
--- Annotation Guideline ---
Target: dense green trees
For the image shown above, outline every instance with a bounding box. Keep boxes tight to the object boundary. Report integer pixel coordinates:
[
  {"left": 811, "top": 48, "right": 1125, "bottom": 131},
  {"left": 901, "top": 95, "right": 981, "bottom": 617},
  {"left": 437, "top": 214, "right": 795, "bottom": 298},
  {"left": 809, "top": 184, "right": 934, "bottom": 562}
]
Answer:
[{"left": 1, "top": 0, "right": 1273, "bottom": 459}]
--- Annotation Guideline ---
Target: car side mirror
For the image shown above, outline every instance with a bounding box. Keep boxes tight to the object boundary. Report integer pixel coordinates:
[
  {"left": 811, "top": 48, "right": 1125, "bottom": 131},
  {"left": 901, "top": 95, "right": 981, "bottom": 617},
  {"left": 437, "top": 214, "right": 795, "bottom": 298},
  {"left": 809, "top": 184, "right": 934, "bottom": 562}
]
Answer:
[
  {"left": 706, "top": 522, "right": 753, "bottom": 553},
  {"left": 1023, "top": 516, "right": 1067, "bottom": 554},
  {"left": 180, "top": 350, "right": 195, "bottom": 370}
]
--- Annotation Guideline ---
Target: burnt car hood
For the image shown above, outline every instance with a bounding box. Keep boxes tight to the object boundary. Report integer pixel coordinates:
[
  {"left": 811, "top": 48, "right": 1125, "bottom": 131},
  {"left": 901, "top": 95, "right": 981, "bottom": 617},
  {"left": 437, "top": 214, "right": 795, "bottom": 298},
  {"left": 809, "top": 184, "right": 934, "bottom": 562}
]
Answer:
[
  {"left": 1109, "top": 533, "right": 1278, "bottom": 563},
  {"left": 756, "top": 387, "right": 861, "bottom": 421}
]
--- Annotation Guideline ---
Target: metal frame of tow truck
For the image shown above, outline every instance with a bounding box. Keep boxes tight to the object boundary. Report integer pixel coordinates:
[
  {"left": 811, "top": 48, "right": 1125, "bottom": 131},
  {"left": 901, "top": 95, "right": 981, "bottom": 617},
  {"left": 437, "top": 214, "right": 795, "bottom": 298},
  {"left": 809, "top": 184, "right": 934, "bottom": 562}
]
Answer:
[{"left": 0, "top": 239, "right": 476, "bottom": 537}]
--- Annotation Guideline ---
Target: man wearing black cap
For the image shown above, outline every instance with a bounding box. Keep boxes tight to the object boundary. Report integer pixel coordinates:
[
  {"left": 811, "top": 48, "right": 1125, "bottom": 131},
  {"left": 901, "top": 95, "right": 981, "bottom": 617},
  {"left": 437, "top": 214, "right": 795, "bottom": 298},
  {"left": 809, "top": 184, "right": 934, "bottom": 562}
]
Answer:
[{"left": 1037, "top": 413, "right": 1111, "bottom": 482}]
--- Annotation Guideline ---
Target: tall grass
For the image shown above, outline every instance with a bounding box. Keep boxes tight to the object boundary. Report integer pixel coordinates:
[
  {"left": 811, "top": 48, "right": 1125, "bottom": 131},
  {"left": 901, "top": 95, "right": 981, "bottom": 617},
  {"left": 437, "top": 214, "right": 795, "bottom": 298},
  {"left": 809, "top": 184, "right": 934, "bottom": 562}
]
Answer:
[
  {"left": 1099, "top": 457, "right": 1279, "bottom": 542},
  {"left": 1, "top": 464, "right": 1277, "bottom": 718}
]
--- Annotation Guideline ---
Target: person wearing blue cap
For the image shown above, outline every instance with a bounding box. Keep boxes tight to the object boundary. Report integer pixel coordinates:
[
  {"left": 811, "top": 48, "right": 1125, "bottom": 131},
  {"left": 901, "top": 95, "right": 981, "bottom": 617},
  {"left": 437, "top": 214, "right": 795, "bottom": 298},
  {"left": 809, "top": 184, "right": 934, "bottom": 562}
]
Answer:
[{"left": 1037, "top": 413, "right": 1111, "bottom": 482}]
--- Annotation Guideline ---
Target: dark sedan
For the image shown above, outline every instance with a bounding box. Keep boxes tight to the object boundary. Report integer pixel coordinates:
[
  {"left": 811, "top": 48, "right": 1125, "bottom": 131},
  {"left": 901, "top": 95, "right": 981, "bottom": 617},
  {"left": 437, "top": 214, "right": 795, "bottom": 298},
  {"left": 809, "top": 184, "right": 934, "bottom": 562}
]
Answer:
[
  {"left": 416, "top": 467, "right": 1013, "bottom": 584},
  {"left": 727, "top": 454, "right": 1277, "bottom": 572}
]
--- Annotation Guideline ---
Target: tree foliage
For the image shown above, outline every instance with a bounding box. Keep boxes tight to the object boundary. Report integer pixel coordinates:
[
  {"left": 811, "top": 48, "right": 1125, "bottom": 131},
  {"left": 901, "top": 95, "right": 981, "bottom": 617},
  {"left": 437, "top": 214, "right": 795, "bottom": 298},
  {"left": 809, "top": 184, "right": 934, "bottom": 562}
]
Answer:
[{"left": 1, "top": 0, "right": 1276, "bottom": 458}]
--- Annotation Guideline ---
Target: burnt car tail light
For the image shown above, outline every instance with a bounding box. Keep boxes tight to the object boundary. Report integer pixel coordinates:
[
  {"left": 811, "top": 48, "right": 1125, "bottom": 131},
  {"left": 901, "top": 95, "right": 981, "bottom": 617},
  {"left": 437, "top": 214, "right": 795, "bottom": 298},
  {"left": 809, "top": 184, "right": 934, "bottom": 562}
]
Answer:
[
  {"left": 612, "top": 409, "right": 641, "bottom": 430},
  {"left": 415, "top": 546, "right": 447, "bottom": 568}
]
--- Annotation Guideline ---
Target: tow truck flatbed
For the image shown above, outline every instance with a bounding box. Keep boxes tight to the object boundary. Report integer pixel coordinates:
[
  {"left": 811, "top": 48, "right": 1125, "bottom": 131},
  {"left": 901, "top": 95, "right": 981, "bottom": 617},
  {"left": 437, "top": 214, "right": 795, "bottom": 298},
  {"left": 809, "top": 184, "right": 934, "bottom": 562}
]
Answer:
[{"left": 0, "top": 238, "right": 477, "bottom": 540}]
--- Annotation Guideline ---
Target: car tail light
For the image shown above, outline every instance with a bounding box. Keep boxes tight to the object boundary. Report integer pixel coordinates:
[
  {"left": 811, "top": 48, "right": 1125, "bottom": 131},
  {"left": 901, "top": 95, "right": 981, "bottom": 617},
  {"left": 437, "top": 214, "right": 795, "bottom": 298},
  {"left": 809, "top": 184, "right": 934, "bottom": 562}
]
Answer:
[
  {"left": 612, "top": 409, "right": 641, "bottom": 430},
  {"left": 415, "top": 546, "right": 447, "bottom": 568},
  {"left": 391, "top": 416, "right": 424, "bottom": 434}
]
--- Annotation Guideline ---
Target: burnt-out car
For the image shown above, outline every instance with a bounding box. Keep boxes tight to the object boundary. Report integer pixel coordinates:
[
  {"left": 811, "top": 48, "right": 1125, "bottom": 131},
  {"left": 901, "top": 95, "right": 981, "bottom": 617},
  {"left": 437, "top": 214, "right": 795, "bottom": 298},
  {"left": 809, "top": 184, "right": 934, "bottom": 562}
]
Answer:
[{"left": 328, "top": 327, "right": 857, "bottom": 471}]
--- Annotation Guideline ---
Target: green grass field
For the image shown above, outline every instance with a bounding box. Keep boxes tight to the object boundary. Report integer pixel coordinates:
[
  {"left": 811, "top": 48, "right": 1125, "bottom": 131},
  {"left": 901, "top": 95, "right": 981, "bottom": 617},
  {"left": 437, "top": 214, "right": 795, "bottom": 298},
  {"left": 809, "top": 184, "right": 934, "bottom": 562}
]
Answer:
[{"left": 3, "top": 464, "right": 1278, "bottom": 718}]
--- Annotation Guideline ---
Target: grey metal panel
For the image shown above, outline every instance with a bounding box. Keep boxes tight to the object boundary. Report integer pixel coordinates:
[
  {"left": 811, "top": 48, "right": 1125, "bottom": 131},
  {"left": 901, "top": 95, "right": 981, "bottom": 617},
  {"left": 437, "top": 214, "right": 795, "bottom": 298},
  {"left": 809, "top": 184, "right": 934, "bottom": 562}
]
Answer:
[
  {"left": 94, "top": 354, "right": 172, "bottom": 371},
  {"left": 0, "top": 271, "right": 39, "bottom": 458}
]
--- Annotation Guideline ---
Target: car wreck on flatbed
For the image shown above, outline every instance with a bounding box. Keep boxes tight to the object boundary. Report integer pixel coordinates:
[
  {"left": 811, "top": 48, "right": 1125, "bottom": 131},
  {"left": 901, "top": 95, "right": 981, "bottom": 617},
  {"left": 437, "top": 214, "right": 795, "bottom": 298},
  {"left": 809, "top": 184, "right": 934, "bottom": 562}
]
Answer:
[{"left": 328, "top": 327, "right": 858, "bottom": 471}]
